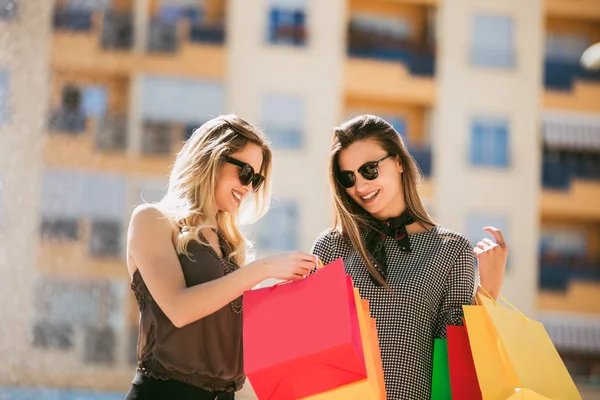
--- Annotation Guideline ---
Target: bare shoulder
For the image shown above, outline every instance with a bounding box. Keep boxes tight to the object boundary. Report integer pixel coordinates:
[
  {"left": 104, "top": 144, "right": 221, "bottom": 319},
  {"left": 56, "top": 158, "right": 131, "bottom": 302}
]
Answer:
[
  {"left": 128, "top": 204, "right": 178, "bottom": 248},
  {"left": 127, "top": 204, "right": 178, "bottom": 276},
  {"left": 130, "top": 204, "right": 173, "bottom": 231}
]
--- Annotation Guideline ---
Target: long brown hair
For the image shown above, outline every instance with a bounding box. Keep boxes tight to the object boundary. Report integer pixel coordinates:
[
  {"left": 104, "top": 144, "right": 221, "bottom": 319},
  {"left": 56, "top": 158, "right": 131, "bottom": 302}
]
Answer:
[
  {"left": 329, "top": 114, "right": 435, "bottom": 286},
  {"left": 159, "top": 114, "right": 273, "bottom": 266}
]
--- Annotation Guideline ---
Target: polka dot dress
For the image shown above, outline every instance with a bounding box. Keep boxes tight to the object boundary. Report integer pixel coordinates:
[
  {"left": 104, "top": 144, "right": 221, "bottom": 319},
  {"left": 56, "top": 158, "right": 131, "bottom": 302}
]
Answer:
[{"left": 311, "top": 226, "right": 478, "bottom": 400}]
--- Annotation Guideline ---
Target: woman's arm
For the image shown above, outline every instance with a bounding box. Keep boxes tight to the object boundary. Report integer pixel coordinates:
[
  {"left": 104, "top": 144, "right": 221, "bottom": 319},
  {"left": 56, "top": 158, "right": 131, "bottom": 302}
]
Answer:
[
  {"left": 433, "top": 243, "right": 477, "bottom": 338},
  {"left": 128, "top": 205, "right": 316, "bottom": 328}
]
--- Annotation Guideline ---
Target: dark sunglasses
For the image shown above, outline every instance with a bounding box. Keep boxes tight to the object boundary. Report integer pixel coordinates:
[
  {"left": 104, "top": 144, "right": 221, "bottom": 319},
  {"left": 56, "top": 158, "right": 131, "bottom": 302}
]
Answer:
[
  {"left": 336, "top": 154, "right": 395, "bottom": 189},
  {"left": 224, "top": 156, "right": 265, "bottom": 192}
]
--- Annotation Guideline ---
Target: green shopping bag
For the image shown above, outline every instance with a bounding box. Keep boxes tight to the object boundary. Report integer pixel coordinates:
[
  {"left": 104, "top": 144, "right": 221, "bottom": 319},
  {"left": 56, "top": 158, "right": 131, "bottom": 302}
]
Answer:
[{"left": 431, "top": 338, "right": 452, "bottom": 400}]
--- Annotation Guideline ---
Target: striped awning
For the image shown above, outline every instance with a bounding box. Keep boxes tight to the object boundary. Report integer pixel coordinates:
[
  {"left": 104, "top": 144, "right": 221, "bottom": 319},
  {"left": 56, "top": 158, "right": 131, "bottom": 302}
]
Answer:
[
  {"left": 538, "top": 314, "right": 600, "bottom": 354},
  {"left": 543, "top": 112, "right": 600, "bottom": 151}
]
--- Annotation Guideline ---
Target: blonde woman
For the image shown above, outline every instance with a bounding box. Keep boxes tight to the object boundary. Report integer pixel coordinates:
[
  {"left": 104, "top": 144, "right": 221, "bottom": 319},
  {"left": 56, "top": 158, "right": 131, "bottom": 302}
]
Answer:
[
  {"left": 125, "top": 115, "right": 316, "bottom": 400},
  {"left": 311, "top": 115, "right": 508, "bottom": 400}
]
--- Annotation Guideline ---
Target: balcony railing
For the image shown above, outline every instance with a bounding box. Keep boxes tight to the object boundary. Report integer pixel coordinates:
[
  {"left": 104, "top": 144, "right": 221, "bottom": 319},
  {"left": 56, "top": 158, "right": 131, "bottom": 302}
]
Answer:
[
  {"left": 48, "top": 108, "right": 87, "bottom": 134},
  {"left": 53, "top": 8, "right": 93, "bottom": 32},
  {"left": 190, "top": 22, "right": 225, "bottom": 44},
  {"left": 142, "top": 122, "right": 172, "bottom": 155},
  {"left": 544, "top": 59, "right": 600, "bottom": 91},
  {"left": 102, "top": 12, "right": 134, "bottom": 50},
  {"left": 541, "top": 114, "right": 600, "bottom": 189},
  {"left": 539, "top": 255, "right": 600, "bottom": 291},
  {"left": 347, "top": 23, "right": 435, "bottom": 76},
  {"left": 542, "top": 150, "right": 600, "bottom": 189},
  {"left": 89, "top": 220, "right": 122, "bottom": 258},
  {"left": 96, "top": 115, "right": 127, "bottom": 152},
  {"left": 147, "top": 19, "right": 178, "bottom": 53}
]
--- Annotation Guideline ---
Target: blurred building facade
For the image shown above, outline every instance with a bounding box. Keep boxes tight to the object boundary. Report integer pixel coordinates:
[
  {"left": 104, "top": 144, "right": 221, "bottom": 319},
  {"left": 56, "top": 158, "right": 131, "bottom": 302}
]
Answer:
[{"left": 0, "top": 0, "right": 599, "bottom": 398}]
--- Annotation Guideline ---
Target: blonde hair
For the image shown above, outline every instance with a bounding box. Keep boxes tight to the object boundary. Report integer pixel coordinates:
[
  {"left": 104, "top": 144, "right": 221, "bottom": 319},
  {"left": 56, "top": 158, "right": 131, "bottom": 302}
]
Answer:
[
  {"left": 158, "top": 114, "right": 272, "bottom": 266},
  {"left": 329, "top": 115, "right": 435, "bottom": 286}
]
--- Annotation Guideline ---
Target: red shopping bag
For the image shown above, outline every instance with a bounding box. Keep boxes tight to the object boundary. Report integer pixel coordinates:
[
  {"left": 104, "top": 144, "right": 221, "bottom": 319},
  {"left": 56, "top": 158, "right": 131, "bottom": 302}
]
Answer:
[
  {"left": 243, "top": 259, "right": 367, "bottom": 400},
  {"left": 446, "top": 325, "right": 482, "bottom": 400}
]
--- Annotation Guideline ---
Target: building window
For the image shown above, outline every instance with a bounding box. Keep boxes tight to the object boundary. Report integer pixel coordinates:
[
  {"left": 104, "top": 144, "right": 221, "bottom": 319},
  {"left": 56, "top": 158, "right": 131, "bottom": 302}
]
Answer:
[
  {"left": 82, "top": 86, "right": 108, "bottom": 117},
  {"left": 49, "top": 85, "right": 87, "bottom": 134},
  {"left": 142, "top": 121, "right": 172, "bottom": 155},
  {"left": 140, "top": 76, "right": 224, "bottom": 124},
  {"left": 32, "top": 322, "right": 74, "bottom": 349},
  {"left": 469, "top": 117, "right": 510, "bottom": 168},
  {"left": 470, "top": 14, "right": 515, "bottom": 68},
  {"left": 262, "top": 93, "right": 304, "bottom": 149},
  {"left": 0, "top": 71, "right": 8, "bottom": 125},
  {"left": 89, "top": 220, "right": 122, "bottom": 257},
  {"left": 83, "top": 326, "right": 116, "bottom": 364},
  {"left": 0, "top": 0, "right": 17, "bottom": 20},
  {"left": 53, "top": 6, "right": 94, "bottom": 32},
  {"left": 347, "top": 13, "right": 413, "bottom": 59},
  {"left": 40, "top": 218, "right": 81, "bottom": 241},
  {"left": 147, "top": 19, "right": 178, "bottom": 53},
  {"left": 257, "top": 200, "right": 299, "bottom": 251},
  {"left": 96, "top": 114, "right": 127, "bottom": 151},
  {"left": 102, "top": 12, "right": 134, "bottom": 50},
  {"left": 267, "top": 0, "right": 307, "bottom": 46},
  {"left": 540, "top": 229, "right": 587, "bottom": 256},
  {"left": 41, "top": 171, "right": 126, "bottom": 239},
  {"left": 32, "top": 278, "right": 124, "bottom": 365}
]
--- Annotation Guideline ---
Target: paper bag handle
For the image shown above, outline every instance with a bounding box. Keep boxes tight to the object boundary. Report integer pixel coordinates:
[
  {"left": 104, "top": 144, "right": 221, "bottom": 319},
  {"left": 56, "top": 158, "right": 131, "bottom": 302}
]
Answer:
[
  {"left": 477, "top": 285, "right": 530, "bottom": 323},
  {"left": 269, "top": 257, "right": 324, "bottom": 291}
]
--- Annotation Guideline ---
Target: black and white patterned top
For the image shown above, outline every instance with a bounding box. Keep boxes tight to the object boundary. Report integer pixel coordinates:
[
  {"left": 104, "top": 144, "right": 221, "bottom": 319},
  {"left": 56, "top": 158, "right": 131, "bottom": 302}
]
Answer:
[{"left": 310, "top": 225, "right": 478, "bottom": 400}]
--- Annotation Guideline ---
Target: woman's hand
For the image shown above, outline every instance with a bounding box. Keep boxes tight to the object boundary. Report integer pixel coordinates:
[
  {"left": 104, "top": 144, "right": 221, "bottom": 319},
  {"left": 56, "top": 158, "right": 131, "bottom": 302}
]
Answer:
[
  {"left": 249, "top": 252, "right": 318, "bottom": 281},
  {"left": 474, "top": 227, "right": 508, "bottom": 300}
]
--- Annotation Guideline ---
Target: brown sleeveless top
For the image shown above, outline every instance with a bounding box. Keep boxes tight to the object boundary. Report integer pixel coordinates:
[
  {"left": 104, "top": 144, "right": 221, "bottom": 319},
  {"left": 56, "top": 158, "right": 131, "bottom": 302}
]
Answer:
[{"left": 130, "top": 233, "right": 245, "bottom": 392}]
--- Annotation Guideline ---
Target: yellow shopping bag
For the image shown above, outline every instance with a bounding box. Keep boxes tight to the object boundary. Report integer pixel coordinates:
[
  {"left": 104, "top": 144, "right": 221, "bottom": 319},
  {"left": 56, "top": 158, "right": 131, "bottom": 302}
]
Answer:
[
  {"left": 463, "top": 289, "right": 582, "bottom": 400},
  {"left": 463, "top": 303, "right": 521, "bottom": 399},
  {"left": 303, "top": 288, "right": 386, "bottom": 400},
  {"left": 478, "top": 293, "right": 581, "bottom": 399},
  {"left": 506, "top": 389, "right": 551, "bottom": 400}
]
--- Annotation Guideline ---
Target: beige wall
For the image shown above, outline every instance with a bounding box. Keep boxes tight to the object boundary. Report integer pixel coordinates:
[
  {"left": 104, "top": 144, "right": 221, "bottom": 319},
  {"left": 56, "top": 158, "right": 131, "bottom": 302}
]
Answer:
[
  {"left": 0, "top": 0, "right": 54, "bottom": 384},
  {"left": 227, "top": 0, "right": 347, "bottom": 257},
  {"left": 434, "top": 0, "right": 543, "bottom": 315}
]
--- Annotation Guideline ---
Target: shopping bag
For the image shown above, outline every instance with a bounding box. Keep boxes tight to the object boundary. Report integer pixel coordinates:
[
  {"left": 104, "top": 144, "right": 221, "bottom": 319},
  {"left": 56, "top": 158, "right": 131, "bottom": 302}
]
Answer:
[
  {"left": 463, "top": 288, "right": 582, "bottom": 400},
  {"left": 446, "top": 325, "right": 482, "bottom": 400},
  {"left": 303, "top": 289, "right": 386, "bottom": 399},
  {"left": 430, "top": 338, "right": 451, "bottom": 400},
  {"left": 506, "top": 389, "right": 552, "bottom": 399},
  {"left": 478, "top": 293, "right": 581, "bottom": 399},
  {"left": 243, "top": 258, "right": 367, "bottom": 400},
  {"left": 463, "top": 301, "right": 520, "bottom": 399}
]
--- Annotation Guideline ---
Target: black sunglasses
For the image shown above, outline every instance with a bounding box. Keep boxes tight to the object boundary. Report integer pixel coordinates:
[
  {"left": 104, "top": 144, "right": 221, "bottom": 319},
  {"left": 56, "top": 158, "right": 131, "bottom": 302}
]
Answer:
[
  {"left": 224, "top": 156, "right": 265, "bottom": 192},
  {"left": 336, "top": 154, "right": 395, "bottom": 189}
]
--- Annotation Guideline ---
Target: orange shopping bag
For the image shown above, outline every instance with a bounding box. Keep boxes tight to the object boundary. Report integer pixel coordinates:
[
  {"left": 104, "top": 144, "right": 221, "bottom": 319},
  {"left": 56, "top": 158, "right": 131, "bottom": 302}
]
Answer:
[{"left": 302, "top": 288, "right": 386, "bottom": 400}]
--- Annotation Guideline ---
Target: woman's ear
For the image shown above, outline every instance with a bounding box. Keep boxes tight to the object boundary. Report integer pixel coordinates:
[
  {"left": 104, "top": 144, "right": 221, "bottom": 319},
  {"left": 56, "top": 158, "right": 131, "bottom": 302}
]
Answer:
[{"left": 396, "top": 155, "right": 404, "bottom": 173}]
